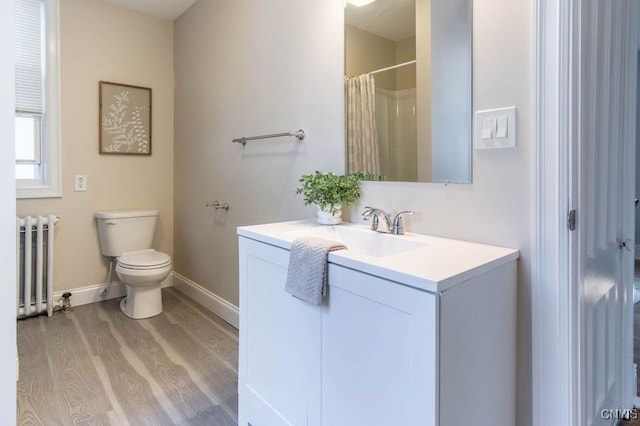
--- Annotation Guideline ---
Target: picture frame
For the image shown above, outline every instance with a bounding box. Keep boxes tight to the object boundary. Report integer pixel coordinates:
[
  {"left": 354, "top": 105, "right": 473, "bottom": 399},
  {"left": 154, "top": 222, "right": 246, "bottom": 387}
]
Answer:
[{"left": 99, "top": 81, "right": 152, "bottom": 155}]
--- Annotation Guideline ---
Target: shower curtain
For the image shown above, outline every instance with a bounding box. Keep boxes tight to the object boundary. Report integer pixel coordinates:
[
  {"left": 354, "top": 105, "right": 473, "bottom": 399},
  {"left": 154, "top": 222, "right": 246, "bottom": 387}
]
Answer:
[{"left": 345, "top": 74, "right": 380, "bottom": 174}]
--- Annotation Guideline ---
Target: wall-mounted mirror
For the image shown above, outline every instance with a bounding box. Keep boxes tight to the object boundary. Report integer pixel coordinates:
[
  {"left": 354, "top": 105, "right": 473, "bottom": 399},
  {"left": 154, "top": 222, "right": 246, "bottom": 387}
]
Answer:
[{"left": 345, "top": 0, "right": 472, "bottom": 183}]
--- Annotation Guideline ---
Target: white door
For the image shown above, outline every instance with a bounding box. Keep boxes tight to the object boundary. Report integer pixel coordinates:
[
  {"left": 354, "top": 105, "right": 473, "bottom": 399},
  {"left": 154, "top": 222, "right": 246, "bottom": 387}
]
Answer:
[
  {"left": 321, "top": 264, "right": 437, "bottom": 426},
  {"left": 577, "top": 1, "right": 638, "bottom": 424},
  {"left": 238, "top": 238, "right": 322, "bottom": 426}
]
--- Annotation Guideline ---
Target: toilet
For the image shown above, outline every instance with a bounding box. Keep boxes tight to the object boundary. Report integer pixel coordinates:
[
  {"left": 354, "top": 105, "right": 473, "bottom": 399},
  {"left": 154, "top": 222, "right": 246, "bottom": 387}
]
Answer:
[{"left": 95, "top": 209, "right": 172, "bottom": 319}]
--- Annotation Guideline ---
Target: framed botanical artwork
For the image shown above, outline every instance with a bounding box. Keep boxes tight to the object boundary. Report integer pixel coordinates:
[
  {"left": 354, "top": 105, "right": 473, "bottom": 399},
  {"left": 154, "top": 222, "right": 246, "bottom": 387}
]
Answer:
[{"left": 99, "top": 81, "right": 152, "bottom": 155}]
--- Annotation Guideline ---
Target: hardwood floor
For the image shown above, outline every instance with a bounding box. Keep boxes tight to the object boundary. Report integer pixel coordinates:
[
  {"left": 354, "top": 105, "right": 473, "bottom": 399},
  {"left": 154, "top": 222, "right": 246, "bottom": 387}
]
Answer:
[{"left": 17, "top": 288, "right": 239, "bottom": 425}]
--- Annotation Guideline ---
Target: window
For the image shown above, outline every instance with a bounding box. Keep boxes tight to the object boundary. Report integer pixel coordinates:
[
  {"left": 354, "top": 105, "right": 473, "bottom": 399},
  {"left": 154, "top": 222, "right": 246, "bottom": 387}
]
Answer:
[{"left": 15, "top": 0, "right": 60, "bottom": 198}]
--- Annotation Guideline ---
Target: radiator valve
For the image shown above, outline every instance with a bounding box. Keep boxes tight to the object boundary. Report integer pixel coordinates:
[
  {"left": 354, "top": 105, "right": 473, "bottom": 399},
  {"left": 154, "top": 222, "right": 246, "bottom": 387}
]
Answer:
[{"left": 61, "top": 292, "right": 72, "bottom": 313}]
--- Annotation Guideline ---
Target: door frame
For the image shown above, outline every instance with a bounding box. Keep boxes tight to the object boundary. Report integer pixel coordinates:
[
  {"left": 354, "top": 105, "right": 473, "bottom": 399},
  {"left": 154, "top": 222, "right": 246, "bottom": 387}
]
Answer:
[
  {"left": 0, "top": 0, "right": 16, "bottom": 422},
  {"left": 532, "top": 0, "right": 578, "bottom": 424},
  {"left": 533, "top": 1, "right": 638, "bottom": 425}
]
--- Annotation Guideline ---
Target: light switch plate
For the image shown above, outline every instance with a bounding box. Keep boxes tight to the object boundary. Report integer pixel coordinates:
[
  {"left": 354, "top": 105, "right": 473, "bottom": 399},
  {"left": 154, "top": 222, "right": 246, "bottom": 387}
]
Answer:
[{"left": 474, "top": 107, "right": 517, "bottom": 149}]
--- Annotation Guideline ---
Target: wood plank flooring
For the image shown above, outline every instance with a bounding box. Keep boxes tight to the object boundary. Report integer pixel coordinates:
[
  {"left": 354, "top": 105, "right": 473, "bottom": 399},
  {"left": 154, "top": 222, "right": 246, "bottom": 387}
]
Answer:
[{"left": 17, "top": 288, "right": 239, "bottom": 425}]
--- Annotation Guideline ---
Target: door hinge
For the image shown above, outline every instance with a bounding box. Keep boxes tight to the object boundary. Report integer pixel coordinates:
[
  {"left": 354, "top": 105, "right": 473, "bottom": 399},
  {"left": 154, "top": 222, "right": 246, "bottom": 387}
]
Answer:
[{"left": 567, "top": 209, "right": 576, "bottom": 231}]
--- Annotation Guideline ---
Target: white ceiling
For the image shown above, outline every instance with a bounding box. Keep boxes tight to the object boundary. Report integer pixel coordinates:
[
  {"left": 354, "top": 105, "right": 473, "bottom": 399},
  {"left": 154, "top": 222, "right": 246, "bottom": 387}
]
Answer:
[
  {"left": 103, "top": 0, "right": 415, "bottom": 37},
  {"left": 102, "top": 0, "right": 197, "bottom": 20},
  {"left": 345, "top": 0, "right": 415, "bottom": 42}
]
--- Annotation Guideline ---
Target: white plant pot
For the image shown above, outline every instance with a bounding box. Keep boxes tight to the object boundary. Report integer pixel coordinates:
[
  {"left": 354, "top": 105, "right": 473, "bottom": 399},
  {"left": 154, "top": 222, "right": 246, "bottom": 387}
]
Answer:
[{"left": 316, "top": 204, "right": 342, "bottom": 225}]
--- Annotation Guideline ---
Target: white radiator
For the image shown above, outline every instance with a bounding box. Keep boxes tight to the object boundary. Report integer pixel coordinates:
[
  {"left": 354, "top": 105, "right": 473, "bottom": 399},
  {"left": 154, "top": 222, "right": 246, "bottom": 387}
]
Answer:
[{"left": 16, "top": 215, "right": 59, "bottom": 318}]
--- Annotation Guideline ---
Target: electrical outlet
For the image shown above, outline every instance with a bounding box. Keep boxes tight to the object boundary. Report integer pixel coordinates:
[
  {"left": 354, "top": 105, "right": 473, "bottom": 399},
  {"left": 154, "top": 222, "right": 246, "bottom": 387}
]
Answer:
[{"left": 74, "top": 175, "right": 87, "bottom": 191}]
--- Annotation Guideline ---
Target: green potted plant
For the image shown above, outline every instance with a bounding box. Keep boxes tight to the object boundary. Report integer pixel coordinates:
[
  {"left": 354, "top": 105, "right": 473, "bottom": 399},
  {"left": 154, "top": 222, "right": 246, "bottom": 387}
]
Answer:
[{"left": 295, "top": 171, "right": 384, "bottom": 224}]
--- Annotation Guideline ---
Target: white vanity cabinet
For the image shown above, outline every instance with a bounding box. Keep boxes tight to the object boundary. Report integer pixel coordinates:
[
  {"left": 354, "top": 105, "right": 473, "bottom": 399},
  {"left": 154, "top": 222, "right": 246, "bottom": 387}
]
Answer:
[{"left": 238, "top": 220, "right": 518, "bottom": 426}]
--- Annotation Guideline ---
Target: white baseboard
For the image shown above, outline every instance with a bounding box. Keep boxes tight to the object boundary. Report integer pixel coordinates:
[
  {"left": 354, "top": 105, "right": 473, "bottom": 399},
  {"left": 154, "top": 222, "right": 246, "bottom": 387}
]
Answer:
[
  {"left": 52, "top": 272, "right": 239, "bottom": 330},
  {"left": 53, "top": 274, "right": 173, "bottom": 309},
  {"left": 172, "top": 272, "right": 239, "bottom": 329}
]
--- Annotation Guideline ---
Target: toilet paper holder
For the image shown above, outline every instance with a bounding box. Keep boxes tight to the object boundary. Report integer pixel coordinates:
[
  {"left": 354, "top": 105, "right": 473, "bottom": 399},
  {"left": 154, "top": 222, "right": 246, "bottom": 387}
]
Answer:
[{"left": 205, "top": 200, "right": 230, "bottom": 210}]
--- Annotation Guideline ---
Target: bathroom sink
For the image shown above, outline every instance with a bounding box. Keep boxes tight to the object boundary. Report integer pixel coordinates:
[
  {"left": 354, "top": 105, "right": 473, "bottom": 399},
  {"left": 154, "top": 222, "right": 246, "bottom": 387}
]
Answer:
[
  {"left": 239, "top": 219, "right": 520, "bottom": 293},
  {"left": 284, "top": 225, "right": 427, "bottom": 258}
]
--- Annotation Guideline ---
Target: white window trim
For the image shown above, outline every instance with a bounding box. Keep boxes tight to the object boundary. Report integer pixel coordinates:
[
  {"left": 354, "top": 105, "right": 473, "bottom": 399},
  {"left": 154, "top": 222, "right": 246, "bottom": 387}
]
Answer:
[{"left": 17, "top": 0, "right": 61, "bottom": 199}]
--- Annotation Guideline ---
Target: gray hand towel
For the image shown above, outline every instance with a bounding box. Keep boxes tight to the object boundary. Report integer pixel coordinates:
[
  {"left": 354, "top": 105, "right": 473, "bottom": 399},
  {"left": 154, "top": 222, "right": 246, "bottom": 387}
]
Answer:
[{"left": 284, "top": 237, "right": 347, "bottom": 305}]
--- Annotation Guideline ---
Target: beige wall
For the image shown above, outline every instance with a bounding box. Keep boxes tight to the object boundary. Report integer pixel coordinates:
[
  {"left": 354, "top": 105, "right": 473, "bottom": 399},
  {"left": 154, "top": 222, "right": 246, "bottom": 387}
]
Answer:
[
  {"left": 174, "top": 0, "right": 345, "bottom": 306},
  {"left": 416, "top": 0, "right": 432, "bottom": 180},
  {"left": 17, "top": 0, "right": 174, "bottom": 292},
  {"left": 395, "top": 36, "right": 416, "bottom": 89},
  {"left": 345, "top": 25, "right": 396, "bottom": 89},
  {"left": 345, "top": 26, "right": 417, "bottom": 91}
]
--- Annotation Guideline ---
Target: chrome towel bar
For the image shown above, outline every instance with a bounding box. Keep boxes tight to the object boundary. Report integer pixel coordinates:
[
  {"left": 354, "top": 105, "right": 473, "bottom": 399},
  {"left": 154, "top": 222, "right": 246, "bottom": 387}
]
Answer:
[{"left": 232, "top": 129, "right": 305, "bottom": 146}]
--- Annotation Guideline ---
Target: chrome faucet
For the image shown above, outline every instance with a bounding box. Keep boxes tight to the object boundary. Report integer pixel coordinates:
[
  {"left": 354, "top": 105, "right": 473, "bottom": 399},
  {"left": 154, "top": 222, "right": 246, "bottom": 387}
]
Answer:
[
  {"left": 362, "top": 207, "right": 392, "bottom": 233},
  {"left": 362, "top": 207, "right": 414, "bottom": 235}
]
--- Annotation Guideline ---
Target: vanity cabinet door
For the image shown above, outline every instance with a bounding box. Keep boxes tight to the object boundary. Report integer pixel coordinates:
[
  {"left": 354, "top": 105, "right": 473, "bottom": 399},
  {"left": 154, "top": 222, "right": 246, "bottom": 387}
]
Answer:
[
  {"left": 238, "top": 238, "right": 321, "bottom": 426},
  {"left": 322, "top": 264, "right": 438, "bottom": 426}
]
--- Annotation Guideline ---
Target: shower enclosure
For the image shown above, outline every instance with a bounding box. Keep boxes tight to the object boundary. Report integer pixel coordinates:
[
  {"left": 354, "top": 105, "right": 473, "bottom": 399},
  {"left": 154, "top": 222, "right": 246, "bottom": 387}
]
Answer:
[{"left": 374, "top": 86, "right": 417, "bottom": 181}]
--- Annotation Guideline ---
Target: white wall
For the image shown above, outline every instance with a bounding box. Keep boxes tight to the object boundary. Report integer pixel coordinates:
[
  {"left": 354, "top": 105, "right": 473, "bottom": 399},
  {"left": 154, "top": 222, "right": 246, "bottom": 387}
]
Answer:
[
  {"left": 0, "top": 0, "right": 17, "bottom": 422},
  {"left": 349, "top": 0, "right": 532, "bottom": 422},
  {"left": 174, "top": 0, "right": 345, "bottom": 306},
  {"left": 17, "top": 0, "right": 174, "bottom": 293}
]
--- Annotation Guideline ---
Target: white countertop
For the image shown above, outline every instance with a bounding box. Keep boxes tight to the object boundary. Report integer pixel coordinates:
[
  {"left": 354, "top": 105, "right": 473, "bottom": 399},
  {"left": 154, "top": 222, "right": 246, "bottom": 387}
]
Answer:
[{"left": 237, "top": 220, "right": 519, "bottom": 293}]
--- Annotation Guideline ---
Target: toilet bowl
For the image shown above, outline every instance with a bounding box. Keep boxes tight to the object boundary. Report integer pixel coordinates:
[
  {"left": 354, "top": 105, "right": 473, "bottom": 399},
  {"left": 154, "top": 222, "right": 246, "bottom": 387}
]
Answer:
[
  {"left": 95, "top": 209, "right": 171, "bottom": 320},
  {"left": 116, "top": 249, "right": 172, "bottom": 319}
]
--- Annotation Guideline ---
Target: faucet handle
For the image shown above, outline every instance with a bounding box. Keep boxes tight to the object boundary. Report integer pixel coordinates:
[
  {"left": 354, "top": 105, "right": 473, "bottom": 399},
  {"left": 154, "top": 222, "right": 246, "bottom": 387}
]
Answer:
[
  {"left": 392, "top": 211, "right": 414, "bottom": 235},
  {"left": 361, "top": 206, "right": 375, "bottom": 220},
  {"left": 362, "top": 206, "right": 380, "bottom": 231}
]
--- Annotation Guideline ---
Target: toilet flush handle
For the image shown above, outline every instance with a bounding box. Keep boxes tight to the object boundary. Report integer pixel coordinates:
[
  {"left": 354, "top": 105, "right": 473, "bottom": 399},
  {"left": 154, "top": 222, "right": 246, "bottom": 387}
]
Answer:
[{"left": 106, "top": 220, "right": 117, "bottom": 225}]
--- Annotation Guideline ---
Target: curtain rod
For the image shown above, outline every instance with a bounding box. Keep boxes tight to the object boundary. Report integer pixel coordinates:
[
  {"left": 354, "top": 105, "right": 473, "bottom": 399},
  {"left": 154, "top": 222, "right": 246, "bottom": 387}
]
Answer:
[{"left": 369, "top": 60, "right": 416, "bottom": 75}]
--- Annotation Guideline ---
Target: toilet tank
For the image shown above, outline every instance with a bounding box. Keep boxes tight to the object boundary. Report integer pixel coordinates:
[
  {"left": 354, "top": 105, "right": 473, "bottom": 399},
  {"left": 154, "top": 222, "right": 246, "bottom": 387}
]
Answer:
[{"left": 95, "top": 209, "right": 158, "bottom": 257}]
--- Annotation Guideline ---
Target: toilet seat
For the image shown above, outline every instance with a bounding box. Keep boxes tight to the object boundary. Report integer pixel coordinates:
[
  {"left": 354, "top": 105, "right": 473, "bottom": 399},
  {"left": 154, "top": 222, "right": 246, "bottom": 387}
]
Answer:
[{"left": 118, "top": 249, "right": 171, "bottom": 270}]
